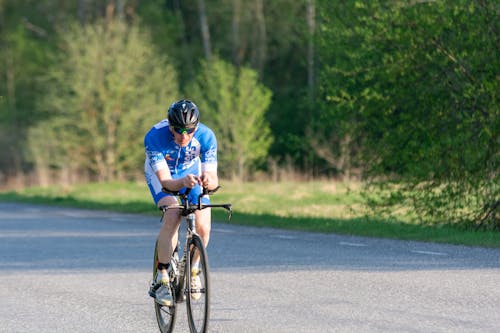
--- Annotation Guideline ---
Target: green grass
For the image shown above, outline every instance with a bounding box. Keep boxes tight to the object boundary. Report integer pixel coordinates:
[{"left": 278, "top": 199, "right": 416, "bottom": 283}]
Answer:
[{"left": 0, "top": 181, "right": 498, "bottom": 248}]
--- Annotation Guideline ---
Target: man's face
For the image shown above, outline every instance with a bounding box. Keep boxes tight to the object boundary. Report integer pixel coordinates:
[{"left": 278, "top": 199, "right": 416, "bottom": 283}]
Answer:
[{"left": 170, "top": 126, "right": 196, "bottom": 147}]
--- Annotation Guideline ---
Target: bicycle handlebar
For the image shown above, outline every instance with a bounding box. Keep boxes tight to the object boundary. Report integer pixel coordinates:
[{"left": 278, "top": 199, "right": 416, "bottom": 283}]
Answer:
[
  {"left": 160, "top": 185, "right": 232, "bottom": 220},
  {"left": 161, "top": 186, "right": 220, "bottom": 197}
]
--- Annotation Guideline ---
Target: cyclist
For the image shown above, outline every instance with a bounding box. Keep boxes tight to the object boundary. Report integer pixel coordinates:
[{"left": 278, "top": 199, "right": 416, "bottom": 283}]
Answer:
[{"left": 144, "top": 99, "right": 219, "bottom": 306}]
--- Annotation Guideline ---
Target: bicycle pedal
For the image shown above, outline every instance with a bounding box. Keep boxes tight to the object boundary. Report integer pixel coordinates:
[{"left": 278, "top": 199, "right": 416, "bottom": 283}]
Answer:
[{"left": 148, "top": 281, "right": 162, "bottom": 298}]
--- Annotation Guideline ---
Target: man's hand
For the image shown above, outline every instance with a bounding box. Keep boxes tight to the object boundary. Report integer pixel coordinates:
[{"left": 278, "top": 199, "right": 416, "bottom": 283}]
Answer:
[
  {"left": 200, "top": 172, "right": 218, "bottom": 190},
  {"left": 182, "top": 174, "right": 201, "bottom": 188}
]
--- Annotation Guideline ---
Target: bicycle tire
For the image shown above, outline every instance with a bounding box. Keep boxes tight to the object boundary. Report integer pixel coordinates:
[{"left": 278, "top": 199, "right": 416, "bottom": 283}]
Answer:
[
  {"left": 186, "top": 235, "right": 210, "bottom": 333},
  {"left": 153, "top": 240, "right": 177, "bottom": 333}
]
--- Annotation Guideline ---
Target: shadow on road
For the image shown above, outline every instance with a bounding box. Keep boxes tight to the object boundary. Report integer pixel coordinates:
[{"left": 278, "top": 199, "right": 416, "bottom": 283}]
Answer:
[{"left": 0, "top": 203, "right": 498, "bottom": 273}]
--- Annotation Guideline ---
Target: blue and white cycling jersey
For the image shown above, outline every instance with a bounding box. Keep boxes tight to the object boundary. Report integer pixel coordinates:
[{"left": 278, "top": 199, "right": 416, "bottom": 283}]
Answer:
[
  {"left": 144, "top": 119, "right": 217, "bottom": 176},
  {"left": 144, "top": 119, "right": 217, "bottom": 205}
]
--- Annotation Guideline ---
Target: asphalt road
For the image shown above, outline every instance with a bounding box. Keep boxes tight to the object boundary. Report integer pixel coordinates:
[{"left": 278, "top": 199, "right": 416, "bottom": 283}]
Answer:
[{"left": 0, "top": 202, "right": 499, "bottom": 332}]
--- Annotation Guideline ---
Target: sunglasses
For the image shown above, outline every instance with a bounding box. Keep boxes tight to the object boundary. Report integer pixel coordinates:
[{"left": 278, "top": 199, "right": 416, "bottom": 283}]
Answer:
[{"left": 172, "top": 126, "right": 196, "bottom": 135}]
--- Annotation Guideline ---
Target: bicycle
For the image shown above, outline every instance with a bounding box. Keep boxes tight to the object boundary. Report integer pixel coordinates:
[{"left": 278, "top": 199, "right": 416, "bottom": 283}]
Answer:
[{"left": 149, "top": 186, "right": 232, "bottom": 333}]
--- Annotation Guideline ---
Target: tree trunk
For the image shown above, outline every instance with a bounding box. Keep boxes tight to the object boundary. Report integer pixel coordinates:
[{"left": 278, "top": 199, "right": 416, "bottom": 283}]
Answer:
[
  {"left": 252, "top": 0, "right": 266, "bottom": 75},
  {"left": 173, "top": 0, "right": 195, "bottom": 79},
  {"left": 196, "top": 0, "right": 212, "bottom": 61},
  {"left": 307, "top": 0, "right": 315, "bottom": 104},
  {"left": 5, "top": 50, "right": 24, "bottom": 184},
  {"left": 238, "top": 156, "right": 246, "bottom": 181},
  {"left": 232, "top": 0, "right": 242, "bottom": 66}
]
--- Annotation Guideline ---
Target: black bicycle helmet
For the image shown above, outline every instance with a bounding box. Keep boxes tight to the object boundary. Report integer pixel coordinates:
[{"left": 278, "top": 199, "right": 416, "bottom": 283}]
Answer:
[{"left": 167, "top": 99, "right": 200, "bottom": 128}]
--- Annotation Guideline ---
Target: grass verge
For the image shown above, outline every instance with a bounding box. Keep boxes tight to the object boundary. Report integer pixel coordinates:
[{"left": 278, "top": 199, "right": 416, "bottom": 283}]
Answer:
[{"left": 0, "top": 181, "right": 498, "bottom": 248}]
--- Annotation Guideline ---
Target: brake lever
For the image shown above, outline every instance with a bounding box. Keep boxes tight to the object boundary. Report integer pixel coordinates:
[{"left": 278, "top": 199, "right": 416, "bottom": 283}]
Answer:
[{"left": 202, "top": 185, "right": 221, "bottom": 196}]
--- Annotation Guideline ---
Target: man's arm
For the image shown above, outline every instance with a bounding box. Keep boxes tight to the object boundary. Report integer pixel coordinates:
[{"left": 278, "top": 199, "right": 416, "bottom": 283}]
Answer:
[{"left": 156, "top": 168, "right": 201, "bottom": 191}]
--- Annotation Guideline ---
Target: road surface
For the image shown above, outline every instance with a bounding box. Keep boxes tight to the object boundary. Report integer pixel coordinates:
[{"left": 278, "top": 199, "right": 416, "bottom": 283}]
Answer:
[{"left": 0, "top": 202, "right": 499, "bottom": 332}]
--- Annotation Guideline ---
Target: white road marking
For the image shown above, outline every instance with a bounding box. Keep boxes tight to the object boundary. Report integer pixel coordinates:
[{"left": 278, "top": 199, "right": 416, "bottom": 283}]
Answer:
[
  {"left": 109, "top": 218, "right": 127, "bottom": 222},
  {"left": 339, "top": 241, "right": 367, "bottom": 247},
  {"left": 411, "top": 250, "right": 447, "bottom": 256},
  {"left": 215, "top": 228, "right": 236, "bottom": 233},
  {"left": 270, "top": 235, "right": 297, "bottom": 240},
  {"left": 60, "top": 212, "right": 87, "bottom": 218}
]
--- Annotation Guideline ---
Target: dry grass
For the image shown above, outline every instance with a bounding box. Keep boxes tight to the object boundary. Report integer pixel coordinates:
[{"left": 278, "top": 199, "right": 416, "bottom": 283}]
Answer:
[{"left": 214, "top": 180, "right": 366, "bottom": 219}]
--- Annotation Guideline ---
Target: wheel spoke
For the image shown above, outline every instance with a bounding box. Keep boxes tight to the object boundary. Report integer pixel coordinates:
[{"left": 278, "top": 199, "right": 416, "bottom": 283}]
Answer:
[{"left": 187, "top": 236, "right": 210, "bottom": 333}]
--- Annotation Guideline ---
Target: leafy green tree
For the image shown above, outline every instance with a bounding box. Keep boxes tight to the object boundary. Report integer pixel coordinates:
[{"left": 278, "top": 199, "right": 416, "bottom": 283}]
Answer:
[
  {"left": 27, "top": 18, "right": 179, "bottom": 182},
  {"left": 0, "top": 1, "right": 55, "bottom": 183},
  {"left": 138, "top": 0, "right": 315, "bottom": 173},
  {"left": 187, "top": 57, "right": 273, "bottom": 180},
  {"left": 316, "top": 1, "right": 499, "bottom": 228}
]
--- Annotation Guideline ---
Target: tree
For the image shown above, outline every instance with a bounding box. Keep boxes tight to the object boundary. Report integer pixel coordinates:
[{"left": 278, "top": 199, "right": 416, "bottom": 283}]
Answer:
[
  {"left": 316, "top": 1, "right": 499, "bottom": 228},
  {"left": 149, "top": 0, "right": 314, "bottom": 173},
  {"left": 0, "top": 0, "right": 54, "bottom": 186},
  {"left": 187, "top": 57, "right": 273, "bottom": 180},
  {"left": 27, "top": 18, "right": 179, "bottom": 183}
]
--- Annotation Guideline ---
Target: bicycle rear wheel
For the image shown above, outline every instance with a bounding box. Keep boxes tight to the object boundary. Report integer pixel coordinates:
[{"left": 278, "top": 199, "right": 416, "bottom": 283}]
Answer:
[
  {"left": 153, "top": 240, "right": 177, "bottom": 333},
  {"left": 186, "top": 235, "right": 210, "bottom": 333}
]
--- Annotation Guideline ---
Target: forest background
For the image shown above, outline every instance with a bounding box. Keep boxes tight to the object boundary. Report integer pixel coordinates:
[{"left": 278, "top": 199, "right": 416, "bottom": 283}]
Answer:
[{"left": 0, "top": 0, "right": 498, "bottom": 230}]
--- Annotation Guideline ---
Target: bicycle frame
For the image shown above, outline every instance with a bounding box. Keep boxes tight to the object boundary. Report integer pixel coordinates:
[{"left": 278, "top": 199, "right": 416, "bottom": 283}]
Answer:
[
  {"left": 153, "top": 185, "right": 231, "bottom": 333},
  {"left": 159, "top": 186, "right": 232, "bottom": 302},
  {"left": 165, "top": 210, "right": 197, "bottom": 303}
]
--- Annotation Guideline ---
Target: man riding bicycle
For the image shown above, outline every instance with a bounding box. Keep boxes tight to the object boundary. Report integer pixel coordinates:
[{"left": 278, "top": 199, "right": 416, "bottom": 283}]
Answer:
[{"left": 144, "top": 99, "right": 219, "bottom": 306}]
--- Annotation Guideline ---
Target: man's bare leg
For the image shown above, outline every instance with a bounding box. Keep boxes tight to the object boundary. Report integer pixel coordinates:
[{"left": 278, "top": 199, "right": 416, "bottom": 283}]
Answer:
[{"left": 157, "top": 196, "right": 181, "bottom": 270}]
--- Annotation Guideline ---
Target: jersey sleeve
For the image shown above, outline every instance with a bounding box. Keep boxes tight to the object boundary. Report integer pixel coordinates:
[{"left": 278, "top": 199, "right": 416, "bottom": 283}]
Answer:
[
  {"left": 200, "top": 127, "right": 218, "bottom": 173},
  {"left": 144, "top": 128, "right": 168, "bottom": 172}
]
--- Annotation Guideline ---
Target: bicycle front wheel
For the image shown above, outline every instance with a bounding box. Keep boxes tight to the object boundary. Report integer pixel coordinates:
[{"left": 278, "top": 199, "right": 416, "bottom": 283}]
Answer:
[
  {"left": 153, "top": 240, "right": 177, "bottom": 333},
  {"left": 186, "top": 235, "right": 210, "bottom": 333}
]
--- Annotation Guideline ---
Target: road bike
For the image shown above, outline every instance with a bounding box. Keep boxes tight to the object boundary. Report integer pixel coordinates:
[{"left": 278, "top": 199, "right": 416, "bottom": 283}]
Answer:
[{"left": 150, "top": 186, "right": 232, "bottom": 333}]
